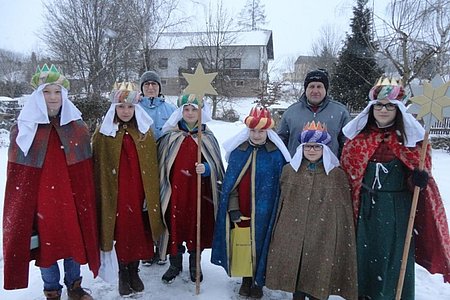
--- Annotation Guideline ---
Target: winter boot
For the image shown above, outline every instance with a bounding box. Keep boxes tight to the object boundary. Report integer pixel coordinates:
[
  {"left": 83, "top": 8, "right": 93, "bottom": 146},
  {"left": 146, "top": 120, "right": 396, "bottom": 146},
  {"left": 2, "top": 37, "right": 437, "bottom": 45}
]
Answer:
[
  {"left": 238, "top": 277, "right": 252, "bottom": 297},
  {"left": 44, "top": 290, "right": 61, "bottom": 300},
  {"left": 188, "top": 251, "right": 203, "bottom": 283},
  {"left": 67, "top": 278, "right": 93, "bottom": 300},
  {"left": 161, "top": 253, "right": 183, "bottom": 283},
  {"left": 292, "top": 291, "right": 306, "bottom": 300},
  {"left": 118, "top": 263, "right": 133, "bottom": 297},
  {"left": 128, "top": 261, "right": 144, "bottom": 293},
  {"left": 250, "top": 285, "right": 263, "bottom": 299}
]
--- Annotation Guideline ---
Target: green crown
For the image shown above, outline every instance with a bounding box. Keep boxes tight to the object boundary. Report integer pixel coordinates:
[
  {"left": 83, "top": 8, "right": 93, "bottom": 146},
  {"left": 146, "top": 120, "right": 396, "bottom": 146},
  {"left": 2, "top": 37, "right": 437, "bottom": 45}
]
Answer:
[
  {"left": 177, "top": 94, "right": 202, "bottom": 107},
  {"left": 30, "top": 64, "right": 70, "bottom": 90}
]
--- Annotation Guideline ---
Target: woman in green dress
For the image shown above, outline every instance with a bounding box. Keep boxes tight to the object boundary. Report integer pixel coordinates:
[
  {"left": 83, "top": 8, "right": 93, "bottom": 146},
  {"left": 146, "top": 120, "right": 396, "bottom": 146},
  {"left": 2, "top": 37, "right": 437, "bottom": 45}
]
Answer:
[{"left": 340, "top": 77, "right": 450, "bottom": 299}]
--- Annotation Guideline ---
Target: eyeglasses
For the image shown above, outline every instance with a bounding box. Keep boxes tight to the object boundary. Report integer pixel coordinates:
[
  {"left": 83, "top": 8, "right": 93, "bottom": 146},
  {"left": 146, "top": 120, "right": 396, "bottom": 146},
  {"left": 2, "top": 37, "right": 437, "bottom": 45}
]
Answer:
[
  {"left": 373, "top": 102, "right": 397, "bottom": 111},
  {"left": 304, "top": 144, "right": 323, "bottom": 151}
]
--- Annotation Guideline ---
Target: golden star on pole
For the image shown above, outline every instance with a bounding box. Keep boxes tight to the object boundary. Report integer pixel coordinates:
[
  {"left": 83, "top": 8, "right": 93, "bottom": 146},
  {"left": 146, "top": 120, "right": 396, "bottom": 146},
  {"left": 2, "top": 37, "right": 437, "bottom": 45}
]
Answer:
[
  {"left": 407, "top": 75, "right": 450, "bottom": 130},
  {"left": 182, "top": 63, "right": 218, "bottom": 101}
]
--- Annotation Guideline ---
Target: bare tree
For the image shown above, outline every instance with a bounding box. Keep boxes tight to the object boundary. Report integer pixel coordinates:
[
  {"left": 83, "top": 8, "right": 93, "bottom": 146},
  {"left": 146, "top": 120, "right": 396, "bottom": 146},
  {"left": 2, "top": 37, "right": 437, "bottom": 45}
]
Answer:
[
  {"left": 275, "top": 56, "right": 304, "bottom": 101},
  {"left": 0, "top": 49, "right": 30, "bottom": 97},
  {"left": 237, "top": 0, "right": 267, "bottom": 30},
  {"left": 428, "top": 0, "right": 450, "bottom": 77},
  {"left": 190, "top": 0, "right": 239, "bottom": 117},
  {"left": 374, "top": 0, "right": 450, "bottom": 85},
  {"left": 41, "top": 0, "right": 138, "bottom": 97},
  {"left": 310, "top": 24, "right": 343, "bottom": 77},
  {"left": 120, "top": 0, "right": 188, "bottom": 72},
  {"left": 41, "top": 0, "right": 190, "bottom": 97}
]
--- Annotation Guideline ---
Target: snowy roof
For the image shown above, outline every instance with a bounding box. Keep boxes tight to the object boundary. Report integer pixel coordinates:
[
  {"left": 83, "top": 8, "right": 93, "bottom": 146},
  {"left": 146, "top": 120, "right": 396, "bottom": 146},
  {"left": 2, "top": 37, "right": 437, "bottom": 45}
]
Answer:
[
  {"left": 154, "top": 30, "right": 273, "bottom": 50},
  {"left": 0, "top": 96, "right": 14, "bottom": 102}
]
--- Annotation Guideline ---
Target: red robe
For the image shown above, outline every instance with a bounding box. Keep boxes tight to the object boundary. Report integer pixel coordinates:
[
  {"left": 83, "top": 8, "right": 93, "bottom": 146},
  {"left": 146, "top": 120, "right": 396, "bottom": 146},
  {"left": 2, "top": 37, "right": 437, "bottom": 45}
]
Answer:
[
  {"left": 340, "top": 129, "right": 450, "bottom": 282},
  {"left": 167, "top": 136, "right": 215, "bottom": 255},
  {"left": 3, "top": 120, "right": 99, "bottom": 289},
  {"left": 157, "top": 124, "right": 224, "bottom": 258},
  {"left": 114, "top": 134, "right": 154, "bottom": 263}
]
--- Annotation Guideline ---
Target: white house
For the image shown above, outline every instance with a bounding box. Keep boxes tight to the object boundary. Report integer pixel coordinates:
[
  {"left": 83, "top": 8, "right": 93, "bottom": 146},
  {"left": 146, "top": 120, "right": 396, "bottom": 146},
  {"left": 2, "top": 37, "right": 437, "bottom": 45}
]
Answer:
[{"left": 149, "top": 29, "right": 274, "bottom": 97}]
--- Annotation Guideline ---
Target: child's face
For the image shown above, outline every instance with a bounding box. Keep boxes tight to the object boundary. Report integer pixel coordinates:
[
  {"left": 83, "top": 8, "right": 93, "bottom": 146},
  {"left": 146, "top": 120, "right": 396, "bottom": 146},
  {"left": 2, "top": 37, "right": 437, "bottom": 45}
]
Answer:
[
  {"left": 373, "top": 99, "right": 397, "bottom": 127},
  {"left": 249, "top": 128, "right": 268, "bottom": 145},
  {"left": 303, "top": 143, "right": 323, "bottom": 163},
  {"left": 43, "top": 84, "right": 62, "bottom": 117},
  {"left": 182, "top": 104, "right": 199, "bottom": 126},
  {"left": 115, "top": 103, "right": 135, "bottom": 122}
]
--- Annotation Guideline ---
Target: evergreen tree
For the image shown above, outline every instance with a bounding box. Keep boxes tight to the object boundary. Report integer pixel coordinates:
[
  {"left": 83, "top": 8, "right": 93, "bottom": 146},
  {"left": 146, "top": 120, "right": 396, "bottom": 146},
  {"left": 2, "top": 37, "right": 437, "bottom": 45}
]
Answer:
[
  {"left": 330, "top": 0, "right": 383, "bottom": 111},
  {"left": 237, "top": 0, "right": 267, "bottom": 30}
]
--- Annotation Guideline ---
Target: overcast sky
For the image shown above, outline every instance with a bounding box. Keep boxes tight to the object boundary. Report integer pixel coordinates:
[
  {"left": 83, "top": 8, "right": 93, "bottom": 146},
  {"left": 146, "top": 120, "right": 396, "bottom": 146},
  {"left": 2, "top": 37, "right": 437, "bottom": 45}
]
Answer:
[{"left": 0, "top": 0, "right": 391, "bottom": 63}]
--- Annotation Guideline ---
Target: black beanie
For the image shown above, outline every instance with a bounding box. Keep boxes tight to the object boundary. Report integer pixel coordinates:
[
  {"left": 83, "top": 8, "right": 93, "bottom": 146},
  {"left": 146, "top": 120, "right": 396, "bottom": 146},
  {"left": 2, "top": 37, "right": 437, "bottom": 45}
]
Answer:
[
  {"left": 140, "top": 71, "right": 162, "bottom": 95},
  {"left": 304, "top": 69, "right": 329, "bottom": 92}
]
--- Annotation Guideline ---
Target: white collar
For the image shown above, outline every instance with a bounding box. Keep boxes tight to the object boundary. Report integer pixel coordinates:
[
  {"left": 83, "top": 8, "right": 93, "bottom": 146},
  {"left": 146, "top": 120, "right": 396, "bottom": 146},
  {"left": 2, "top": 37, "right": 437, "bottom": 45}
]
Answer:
[
  {"left": 99, "top": 103, "right": 153, "bottom": 137},
  {"left": 161, "top": 102, "right": 212, "bottom": 133},
  {"left": 290, "top": 143, "right": 339, "bottom": 175},
  {"left": 342, "top": 100, "right": 425, "bottom": 147},
  {"left": 222, "top": 127, "right": 291, "bottom": 162}
]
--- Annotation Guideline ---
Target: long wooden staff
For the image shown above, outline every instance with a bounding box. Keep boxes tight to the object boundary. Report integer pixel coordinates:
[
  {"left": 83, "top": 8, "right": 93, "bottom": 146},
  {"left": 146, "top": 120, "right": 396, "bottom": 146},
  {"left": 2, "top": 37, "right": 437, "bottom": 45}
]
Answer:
[
  {"left": 395, "top": 131, "right": 428, "bottom": 300},
  {"left": 395, "top": 75, "right": 450, "bottom": 299},
  {"left": 181, "top": 62, "right": 218, "bottom": 295},
  {"left": 195, "top": 97, "right": 203, "bottom": 294}
]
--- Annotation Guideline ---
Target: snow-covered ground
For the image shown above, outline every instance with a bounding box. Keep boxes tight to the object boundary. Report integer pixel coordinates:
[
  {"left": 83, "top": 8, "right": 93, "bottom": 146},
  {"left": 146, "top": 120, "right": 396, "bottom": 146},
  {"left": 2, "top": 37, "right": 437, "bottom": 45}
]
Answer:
[{"left": 1, "top": 100, "right": 450, "bottom": 299}]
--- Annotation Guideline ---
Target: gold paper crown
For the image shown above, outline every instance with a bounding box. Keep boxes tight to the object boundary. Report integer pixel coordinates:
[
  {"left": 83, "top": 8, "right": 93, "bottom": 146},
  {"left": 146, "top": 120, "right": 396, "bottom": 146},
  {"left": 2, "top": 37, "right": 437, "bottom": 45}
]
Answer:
[
  {"left": 110, "top": 81, "right": 139, "bottom": 103},
  {"left": 374, "top": 76, "right": 403, "bottom": 87},
  {"left": 30, "top": 64, "right": 70, "bottom": 90},
  {"left": 112, "top": 81, "right": 137, "bottom": 92},
  {"left": 303, "top": 121, "right": 327, "bottom": 132}
]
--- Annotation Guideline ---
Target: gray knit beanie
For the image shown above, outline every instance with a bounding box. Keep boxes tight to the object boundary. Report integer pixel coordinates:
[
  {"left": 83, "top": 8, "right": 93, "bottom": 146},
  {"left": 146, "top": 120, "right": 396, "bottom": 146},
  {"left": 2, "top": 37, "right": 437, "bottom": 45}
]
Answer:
[{"left": 140, "top": 71, "right": 162, "bottom": 95}]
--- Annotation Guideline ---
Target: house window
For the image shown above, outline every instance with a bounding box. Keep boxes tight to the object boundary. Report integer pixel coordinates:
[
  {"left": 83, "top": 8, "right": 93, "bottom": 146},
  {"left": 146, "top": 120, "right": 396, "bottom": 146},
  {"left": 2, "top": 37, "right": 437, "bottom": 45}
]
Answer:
[
  {"left": 161, "top": 79, "right": 167, "bottom": 85},
  {"left": 188, "top": 58, "right": 205, "bottom": 70},
  {"left": 235, "top": 80, "right": 244, "bottom": 87},
  {"left": 159, "top": 58, "right": 168, "bottom": 69},
  {"left": 224, "top": 58, "right": 241, "bottom": 69}
]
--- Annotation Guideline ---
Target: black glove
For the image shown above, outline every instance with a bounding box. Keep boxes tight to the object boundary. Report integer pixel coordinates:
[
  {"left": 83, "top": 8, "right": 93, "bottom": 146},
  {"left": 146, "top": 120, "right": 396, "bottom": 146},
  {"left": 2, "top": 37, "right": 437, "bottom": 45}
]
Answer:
[
  {"left": 229, "top": 210, "right": 243, "bottom": 223},
  {"left": 413, "top": 168, "right": 429, "bottom": 189}
]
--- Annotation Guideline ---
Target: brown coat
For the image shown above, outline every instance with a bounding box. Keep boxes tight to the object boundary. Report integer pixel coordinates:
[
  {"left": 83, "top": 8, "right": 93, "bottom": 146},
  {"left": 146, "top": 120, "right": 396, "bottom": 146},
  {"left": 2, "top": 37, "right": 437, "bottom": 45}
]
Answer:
[
  {"left": 265, "top": 161, "right": 357, "bottom": 300},
  {"left": 92, "top": 126, "right": 165, "bottom": 251}
]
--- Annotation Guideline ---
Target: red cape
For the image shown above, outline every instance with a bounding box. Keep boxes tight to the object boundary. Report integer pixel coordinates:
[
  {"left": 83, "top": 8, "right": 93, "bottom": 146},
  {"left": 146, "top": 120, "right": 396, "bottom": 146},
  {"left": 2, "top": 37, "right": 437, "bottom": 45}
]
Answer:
[
  {"left": 341, "top": 130, "right": 450, "bottom": 282},
  {"left": 3, "top": 123, "right": 99, "bottom": 290}
]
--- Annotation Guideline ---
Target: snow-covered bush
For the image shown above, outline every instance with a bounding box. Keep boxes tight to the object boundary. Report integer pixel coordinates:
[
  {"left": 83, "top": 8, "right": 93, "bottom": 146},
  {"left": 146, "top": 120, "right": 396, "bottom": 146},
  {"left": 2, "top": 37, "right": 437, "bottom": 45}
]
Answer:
[
  {"left": 430, "top": 136, "right": 450, "bottom": 153},
  {"left": 0, "top": 128, "right": 9, "bottom": 148}
]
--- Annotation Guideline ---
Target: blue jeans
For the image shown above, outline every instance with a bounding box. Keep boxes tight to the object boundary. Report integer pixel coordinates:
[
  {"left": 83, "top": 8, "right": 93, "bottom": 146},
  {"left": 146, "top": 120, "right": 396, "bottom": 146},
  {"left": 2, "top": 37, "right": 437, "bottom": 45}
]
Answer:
[{"left": 40, "top": 258, "right": 81, "bottom": 292}]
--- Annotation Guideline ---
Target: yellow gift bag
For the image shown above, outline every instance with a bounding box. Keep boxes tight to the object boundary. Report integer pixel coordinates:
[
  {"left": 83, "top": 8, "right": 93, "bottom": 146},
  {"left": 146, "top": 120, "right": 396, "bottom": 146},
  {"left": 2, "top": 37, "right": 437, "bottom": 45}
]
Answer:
[{"left": 230, "top": 223, "right": 253, "bottom": 277}]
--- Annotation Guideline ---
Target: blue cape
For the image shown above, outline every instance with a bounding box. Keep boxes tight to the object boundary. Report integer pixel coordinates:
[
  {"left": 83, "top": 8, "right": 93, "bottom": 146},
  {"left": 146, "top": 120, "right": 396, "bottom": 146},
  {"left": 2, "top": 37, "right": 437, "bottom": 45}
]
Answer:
[{"left": 211, "top": 141, "right": 285, "bottom": 286}]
